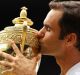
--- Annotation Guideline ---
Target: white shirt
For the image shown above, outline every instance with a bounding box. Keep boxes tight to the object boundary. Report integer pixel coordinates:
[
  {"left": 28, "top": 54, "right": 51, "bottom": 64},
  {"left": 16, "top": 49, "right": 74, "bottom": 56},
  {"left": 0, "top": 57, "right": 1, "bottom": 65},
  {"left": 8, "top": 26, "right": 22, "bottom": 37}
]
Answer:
[
  {"left": 35, "top": 54, "right": 42, "bottom": 73},
  {"left": 66, "top": 62, "right": 80, "bottom": 75}
]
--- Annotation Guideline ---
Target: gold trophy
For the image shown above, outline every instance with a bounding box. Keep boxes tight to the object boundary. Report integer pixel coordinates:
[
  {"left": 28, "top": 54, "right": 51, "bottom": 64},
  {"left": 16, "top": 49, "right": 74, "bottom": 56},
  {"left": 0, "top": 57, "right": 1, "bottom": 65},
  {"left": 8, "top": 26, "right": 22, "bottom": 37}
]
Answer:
[{"left": 0, "top": 7, "right": 39, "bottom": 75}]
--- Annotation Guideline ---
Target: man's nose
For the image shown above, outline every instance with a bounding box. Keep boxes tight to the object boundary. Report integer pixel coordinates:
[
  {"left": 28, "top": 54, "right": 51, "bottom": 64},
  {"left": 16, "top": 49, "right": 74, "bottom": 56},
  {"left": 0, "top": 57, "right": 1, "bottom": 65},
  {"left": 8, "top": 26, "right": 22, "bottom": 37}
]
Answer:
[{"left": 37, "top": 28, "right": 45, "bottom": 39}]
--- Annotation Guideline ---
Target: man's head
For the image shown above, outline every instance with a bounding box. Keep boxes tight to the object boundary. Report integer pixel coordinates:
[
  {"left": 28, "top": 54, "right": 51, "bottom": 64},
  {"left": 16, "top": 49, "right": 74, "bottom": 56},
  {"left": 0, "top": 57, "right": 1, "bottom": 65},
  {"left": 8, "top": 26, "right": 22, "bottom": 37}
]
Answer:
[
  {"left": 38, "top": 1, "right": 80, "bottom": 56},
  {"left": 49, "top": 1, "right": 80, "bottom": 51}
]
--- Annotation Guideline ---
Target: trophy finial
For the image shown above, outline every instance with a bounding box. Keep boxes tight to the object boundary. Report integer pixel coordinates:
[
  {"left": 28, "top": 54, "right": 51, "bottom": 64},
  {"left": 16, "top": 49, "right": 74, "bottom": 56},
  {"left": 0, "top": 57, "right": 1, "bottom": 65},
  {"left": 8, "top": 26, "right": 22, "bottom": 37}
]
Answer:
[
  {"left": 20, "top": 6, "right": 28, "bottom": 18},
  {"left": 12, "top": 6, "right": 33, "bottom": 26}
]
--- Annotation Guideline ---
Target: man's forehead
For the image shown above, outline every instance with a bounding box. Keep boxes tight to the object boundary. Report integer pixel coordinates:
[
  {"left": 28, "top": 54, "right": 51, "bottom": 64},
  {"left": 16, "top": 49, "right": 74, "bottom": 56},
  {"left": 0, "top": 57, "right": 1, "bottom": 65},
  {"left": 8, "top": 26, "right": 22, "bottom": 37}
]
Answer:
[
  {"left": 48, "top": 9, "right": 63, "bottom": 18},
  {"left": 43, "top": 9, "right": 63, "bottom": 25}
]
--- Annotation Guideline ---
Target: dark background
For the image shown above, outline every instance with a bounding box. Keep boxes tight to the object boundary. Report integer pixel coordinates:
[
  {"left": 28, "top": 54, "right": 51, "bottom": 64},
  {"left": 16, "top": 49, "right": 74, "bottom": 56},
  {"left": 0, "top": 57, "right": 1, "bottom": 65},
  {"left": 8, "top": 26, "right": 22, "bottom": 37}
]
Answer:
[{"left": 0, "top": 0, "right": 51, "bottom": 30}]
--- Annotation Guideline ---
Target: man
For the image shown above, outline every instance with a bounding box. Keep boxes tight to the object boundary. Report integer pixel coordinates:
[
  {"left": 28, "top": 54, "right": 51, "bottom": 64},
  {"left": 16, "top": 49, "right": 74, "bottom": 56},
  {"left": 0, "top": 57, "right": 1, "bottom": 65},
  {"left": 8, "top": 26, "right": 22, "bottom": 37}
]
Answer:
[
  {"left": 37, "top": 1, "right": 80, "bottom": 75},
  {"left": 0, "top": 1, "right": 80, "bottom": 75}
]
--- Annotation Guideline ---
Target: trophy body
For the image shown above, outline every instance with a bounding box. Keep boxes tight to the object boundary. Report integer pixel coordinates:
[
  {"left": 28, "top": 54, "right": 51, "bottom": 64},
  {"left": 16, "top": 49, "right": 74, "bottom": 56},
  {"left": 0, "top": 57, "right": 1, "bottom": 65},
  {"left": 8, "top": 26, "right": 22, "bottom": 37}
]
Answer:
[{"left": 0, "top": 7, "right": 39, "bottom": 75}]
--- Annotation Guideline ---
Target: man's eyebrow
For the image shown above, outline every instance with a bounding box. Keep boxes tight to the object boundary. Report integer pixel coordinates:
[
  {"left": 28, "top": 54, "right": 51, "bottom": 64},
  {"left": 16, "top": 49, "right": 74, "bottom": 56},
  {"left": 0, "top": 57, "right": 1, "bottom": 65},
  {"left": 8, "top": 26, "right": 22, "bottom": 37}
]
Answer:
[{"left": 44, "top": 24, "right": 52, "bottom": 29}]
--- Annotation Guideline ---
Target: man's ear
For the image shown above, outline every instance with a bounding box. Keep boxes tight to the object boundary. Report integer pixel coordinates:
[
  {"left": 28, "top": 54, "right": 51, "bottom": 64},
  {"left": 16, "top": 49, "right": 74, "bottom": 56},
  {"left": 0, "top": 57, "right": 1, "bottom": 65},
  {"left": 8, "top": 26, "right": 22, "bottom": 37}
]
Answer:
[{"left": 64, "top": 33, "right": 77, "bottom": 46}]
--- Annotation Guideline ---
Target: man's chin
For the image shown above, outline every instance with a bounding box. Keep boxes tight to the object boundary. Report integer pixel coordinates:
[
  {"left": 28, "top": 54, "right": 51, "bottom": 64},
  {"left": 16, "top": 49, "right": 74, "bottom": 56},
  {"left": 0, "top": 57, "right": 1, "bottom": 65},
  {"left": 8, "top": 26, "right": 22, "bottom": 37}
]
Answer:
[{"left": 38, "top": 46, "right": 53, "bottom": 56}]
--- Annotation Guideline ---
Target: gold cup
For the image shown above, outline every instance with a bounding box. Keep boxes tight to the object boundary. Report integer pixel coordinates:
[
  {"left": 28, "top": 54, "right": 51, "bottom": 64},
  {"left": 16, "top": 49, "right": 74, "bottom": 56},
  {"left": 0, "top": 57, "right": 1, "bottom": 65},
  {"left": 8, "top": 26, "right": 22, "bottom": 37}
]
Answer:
[{"left": 0, "top": 7, "right": 39, "bottom": 75}]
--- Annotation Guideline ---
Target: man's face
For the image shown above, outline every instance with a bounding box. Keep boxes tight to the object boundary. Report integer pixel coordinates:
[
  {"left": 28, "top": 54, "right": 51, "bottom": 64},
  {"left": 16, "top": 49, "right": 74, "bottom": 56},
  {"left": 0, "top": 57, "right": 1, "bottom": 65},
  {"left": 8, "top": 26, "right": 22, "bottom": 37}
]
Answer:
[{"left": 38, "top": 9, "right": 66, "bottom": 56}]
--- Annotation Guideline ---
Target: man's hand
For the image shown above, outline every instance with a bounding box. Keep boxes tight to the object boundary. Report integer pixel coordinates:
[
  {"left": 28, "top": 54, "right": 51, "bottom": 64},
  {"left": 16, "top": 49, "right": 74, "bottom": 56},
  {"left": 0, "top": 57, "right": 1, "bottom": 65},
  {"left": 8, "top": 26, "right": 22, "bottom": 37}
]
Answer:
[{"left": 0, "top": 40, "right": 38, "bottom": 75}]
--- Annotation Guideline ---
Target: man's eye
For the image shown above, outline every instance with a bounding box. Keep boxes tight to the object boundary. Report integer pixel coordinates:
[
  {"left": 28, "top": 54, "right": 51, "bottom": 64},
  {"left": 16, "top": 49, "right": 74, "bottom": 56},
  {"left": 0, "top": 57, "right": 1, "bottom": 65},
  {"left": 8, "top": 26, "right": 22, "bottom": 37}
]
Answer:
[{"left": 46, "top": 27, "right": 51, "bottom": 31}]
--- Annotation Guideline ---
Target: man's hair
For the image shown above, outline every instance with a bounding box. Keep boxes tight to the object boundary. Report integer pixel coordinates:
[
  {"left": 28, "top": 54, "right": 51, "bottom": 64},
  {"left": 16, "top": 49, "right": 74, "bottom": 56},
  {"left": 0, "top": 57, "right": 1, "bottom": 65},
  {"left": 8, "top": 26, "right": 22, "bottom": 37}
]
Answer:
[{"left": 49, "top": 1, "right": 80, "bottom": 51}]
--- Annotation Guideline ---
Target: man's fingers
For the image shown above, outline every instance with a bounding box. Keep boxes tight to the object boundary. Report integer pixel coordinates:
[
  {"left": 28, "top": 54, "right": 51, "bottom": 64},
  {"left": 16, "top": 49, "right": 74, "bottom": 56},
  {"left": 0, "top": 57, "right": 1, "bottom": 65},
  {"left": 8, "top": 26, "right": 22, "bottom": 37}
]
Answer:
[
  {"left": 0, "top": 60, "right": 13, "bottom": 67},
  {"left": 8, "top": 39, "right": 22, "bottom": 55},
  {"left": 0, "top": 51, "right": 14, "bottom": 61}
]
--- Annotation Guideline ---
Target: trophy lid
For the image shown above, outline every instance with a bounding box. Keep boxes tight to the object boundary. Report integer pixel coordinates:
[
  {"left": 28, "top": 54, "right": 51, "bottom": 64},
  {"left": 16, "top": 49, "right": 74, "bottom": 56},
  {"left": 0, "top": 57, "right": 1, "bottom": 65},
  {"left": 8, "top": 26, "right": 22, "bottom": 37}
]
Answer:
[{"left": 12, "top": 6, "right": 33, "bottom": 26}]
